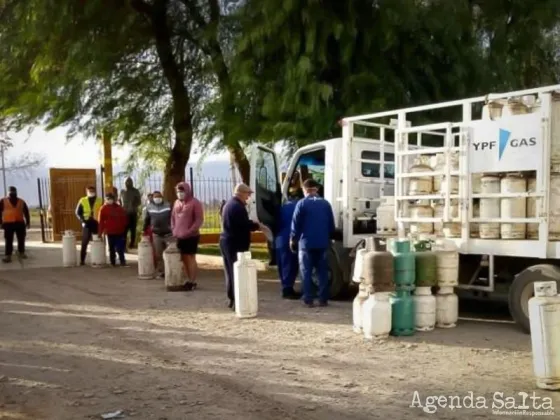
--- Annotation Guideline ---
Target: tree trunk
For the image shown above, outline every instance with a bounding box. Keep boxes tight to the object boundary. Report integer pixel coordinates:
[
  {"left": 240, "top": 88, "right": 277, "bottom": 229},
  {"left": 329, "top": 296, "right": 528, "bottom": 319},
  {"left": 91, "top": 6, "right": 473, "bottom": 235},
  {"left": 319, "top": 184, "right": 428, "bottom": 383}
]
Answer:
[
  {"left": 162, "top": 143, "right": 189, "bottom": 203},
  {"left": 227, "top": 144, "right": 250, "bottom": 184},
  {"left": 149, "top": 0, "right": 194, "bottom": 202}
]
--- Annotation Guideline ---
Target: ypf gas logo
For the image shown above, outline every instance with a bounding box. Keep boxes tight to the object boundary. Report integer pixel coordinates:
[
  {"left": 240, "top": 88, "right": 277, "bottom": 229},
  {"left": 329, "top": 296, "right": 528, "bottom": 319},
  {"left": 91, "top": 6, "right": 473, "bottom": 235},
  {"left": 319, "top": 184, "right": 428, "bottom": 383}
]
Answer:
[{"left": 472, "top": 129, "right": 536, "bottom": 160}]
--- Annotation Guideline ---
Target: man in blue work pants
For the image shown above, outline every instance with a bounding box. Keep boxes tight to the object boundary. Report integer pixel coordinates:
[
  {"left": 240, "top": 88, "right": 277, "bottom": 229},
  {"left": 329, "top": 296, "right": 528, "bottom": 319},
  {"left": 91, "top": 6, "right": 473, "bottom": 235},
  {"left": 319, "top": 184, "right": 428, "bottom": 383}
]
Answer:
[
  {"left": 290, "top": 179, "right": 336, "bottom": 308},
  {"left": 275, "top": 194, "right": 301, "bottom": 299}
]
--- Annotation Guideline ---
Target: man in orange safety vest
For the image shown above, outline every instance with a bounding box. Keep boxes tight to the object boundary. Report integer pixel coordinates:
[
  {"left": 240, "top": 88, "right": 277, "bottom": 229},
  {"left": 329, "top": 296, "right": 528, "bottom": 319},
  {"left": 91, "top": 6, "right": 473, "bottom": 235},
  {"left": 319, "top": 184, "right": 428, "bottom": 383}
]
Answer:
[{"left": 0, "top": 186, "right": 30, "bottom": 263}]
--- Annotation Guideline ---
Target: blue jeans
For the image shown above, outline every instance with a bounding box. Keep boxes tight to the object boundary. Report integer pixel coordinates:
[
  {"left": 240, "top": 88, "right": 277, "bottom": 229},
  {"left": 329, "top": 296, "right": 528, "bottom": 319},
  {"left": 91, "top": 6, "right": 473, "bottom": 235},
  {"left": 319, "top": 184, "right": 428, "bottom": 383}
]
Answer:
[
  {"left": 107, "top": 234, "right": 126, "bottom": 265},
  {"left": 276, "top": 246, "right": 298, "bottom": 292},
  {"left": 299, "top": 248, "right": 328, "bottom": 304}
]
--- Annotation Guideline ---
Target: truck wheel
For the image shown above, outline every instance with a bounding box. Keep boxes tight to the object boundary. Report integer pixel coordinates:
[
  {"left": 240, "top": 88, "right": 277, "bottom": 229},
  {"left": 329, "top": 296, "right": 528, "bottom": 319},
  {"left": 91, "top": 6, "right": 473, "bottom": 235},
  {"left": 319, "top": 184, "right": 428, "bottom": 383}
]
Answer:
[
  {"left": 328, "top": 246, "right": 345, "bottom": 299},
  {"left": 508, "top": 264, "right": 560, "bottom": 334},
  {"left": 309, "top": 246, "right": 345, "bottom": 300}
]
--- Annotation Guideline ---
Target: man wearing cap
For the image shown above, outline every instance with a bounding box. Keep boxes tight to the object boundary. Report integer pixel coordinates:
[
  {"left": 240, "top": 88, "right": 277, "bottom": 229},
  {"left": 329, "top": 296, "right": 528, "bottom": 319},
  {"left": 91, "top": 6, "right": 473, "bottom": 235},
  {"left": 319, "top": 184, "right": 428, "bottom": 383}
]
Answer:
[
  {"left": 219, "top": 183, "right": 264, "bottom": 309},
  {"left": 75, "top": 186, "right": 103, "bottom": 265},
  {"left": 0, "top": 186, "right": 30, "bottom": 263},
  {"left": 290, "top": 179, "right": 336, "bottom": 307}
]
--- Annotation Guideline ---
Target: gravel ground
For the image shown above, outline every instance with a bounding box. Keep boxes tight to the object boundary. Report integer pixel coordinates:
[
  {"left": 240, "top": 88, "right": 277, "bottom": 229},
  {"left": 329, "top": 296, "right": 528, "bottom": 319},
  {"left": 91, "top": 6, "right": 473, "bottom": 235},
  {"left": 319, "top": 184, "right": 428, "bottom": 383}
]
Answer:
[{"left": 0, "top": 250, "right": 558, "bottom": 420}]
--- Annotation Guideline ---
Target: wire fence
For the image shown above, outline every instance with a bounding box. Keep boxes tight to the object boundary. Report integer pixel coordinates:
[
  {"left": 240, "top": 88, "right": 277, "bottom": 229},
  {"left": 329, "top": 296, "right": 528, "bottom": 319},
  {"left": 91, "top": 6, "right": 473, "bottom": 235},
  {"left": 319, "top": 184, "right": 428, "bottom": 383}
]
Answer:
[{"left": 37, "top": 171, "right": 236, "bottom": 240}]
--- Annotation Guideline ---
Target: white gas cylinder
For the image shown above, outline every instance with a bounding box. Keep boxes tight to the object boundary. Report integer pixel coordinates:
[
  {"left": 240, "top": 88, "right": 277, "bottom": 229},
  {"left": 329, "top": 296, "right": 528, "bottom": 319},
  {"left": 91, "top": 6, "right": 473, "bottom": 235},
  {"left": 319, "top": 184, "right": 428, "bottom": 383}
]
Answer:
[
  {"left": 62, "top": 230, "right": 77, "bottom": 267},
  {"left": 436, "top": 286, "right": 458, "bottom": 328},
  {"left": 376, "top": 196, "right": 397, "bottom": 235},
  {"left": 163, "top": 241, "right": 184, "bottom": 291},
  {"left": 352, "top": 248, "right": 368, "bottom": 283},
  {"left": 234, "top": 252, "right": 258, "bottom": 318},
  {"left": 500, "top": 173, "right": 527, "bottom": 239},
  {"left": 413, "top": 287, "right": 436, "bottom": 331},
  {"left": 479, "top": 175, "right": 500, "bottom": 239},
  {"left": 90, "top": 236, "right": 106, "bottom": 267},
  {"left": 433, "top": 240, "right": 459, "bottom": 287},
  {"left": 137, "top": 235, "right": 155, "bottom": 279},
  {"left": 353, "top": 284, "right": 372, "bottom": 333},
  {"left": 529, "top": 281, "right": 560, "bottom": 390},
  {"left": 362, "top": 292, "right": 392, "bottom": 340}
]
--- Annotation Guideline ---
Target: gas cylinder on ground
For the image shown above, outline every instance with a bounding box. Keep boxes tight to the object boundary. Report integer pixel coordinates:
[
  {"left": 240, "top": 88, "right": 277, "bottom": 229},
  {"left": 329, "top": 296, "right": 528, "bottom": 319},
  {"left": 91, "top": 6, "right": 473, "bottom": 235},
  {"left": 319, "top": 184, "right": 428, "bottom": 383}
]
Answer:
[
  {"left": 414, "top": 250, "right": 437, "bottom": 288},
  {"left": 433, "top": 239, "right": 459, "bottom": 287},
  {"left": 413, "top": 287, "right": 436, "bottom": 331},
  {"left": 163, "top": 241, "right": 184, "bottom": 291},
  {"left": 529, "top": 281, "right": 560, "bottom": 390},
  {"left": 234, "top": 252, "right": 258, "bottom": 318},
  {"left": 90, "top": 236, "right": 106, "bottom": 267},
  {"left": 392, "top": 239, "right": 415, "bottom": 290},
  {"left": 352, "top": 237, "right": 374, "bottom": 283},
  {"left": 390, "top": 289, "right": 415, "bottom": 336},
  {"left": 137, "top": 235, "right": 155, "bottom": 279},
  {"left": 362, "top": 292, "right": 392, "bottom": 340},
  {"left": 62, "top": 230, "right": 77, "bottom": 267},
  {"left": 362, "top": 239, "right": 394, "bottom": 292},
  {"left": 436, "top": 286, "right": 458, "bottom": 328},
  {"left": 353, "top": 284, "right": 373, "bottom": 333}
]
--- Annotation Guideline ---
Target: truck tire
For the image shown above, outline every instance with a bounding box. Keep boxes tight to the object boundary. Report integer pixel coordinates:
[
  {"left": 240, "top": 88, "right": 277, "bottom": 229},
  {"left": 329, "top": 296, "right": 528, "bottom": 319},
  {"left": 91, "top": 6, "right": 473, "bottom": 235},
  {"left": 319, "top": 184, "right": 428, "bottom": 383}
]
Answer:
[
  {"left": 508, "top": 264, "right": 560, "bottom": 334},
  {"left": 328, "top": 246, "right": 345, "bottom": 299},
  {"left": 309, "top": 246, "right": 345, "bottom": 300}
]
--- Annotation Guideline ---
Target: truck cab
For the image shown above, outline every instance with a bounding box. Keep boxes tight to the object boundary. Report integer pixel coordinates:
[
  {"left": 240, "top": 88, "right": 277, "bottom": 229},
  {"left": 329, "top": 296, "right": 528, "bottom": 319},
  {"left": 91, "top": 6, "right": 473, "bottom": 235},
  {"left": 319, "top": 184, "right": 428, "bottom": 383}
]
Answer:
[{"left": 249, "top": 135, "right": 396, "bottom": 297}]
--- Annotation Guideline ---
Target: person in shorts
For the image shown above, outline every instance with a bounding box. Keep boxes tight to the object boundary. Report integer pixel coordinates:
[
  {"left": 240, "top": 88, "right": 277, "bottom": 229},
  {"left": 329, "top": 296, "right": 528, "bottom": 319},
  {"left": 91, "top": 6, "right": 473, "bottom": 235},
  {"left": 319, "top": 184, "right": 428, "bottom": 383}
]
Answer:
[{"left": 171, "top": 182, "right": 204, "bottom": 290}]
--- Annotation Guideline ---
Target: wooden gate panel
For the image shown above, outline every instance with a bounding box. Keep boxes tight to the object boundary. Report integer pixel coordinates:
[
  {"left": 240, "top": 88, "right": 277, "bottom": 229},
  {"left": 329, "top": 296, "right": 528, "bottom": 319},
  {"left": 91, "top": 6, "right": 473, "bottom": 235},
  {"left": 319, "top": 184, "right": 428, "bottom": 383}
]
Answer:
[{"left": 49, "top": 168, "right": 97, "bottom": 241}]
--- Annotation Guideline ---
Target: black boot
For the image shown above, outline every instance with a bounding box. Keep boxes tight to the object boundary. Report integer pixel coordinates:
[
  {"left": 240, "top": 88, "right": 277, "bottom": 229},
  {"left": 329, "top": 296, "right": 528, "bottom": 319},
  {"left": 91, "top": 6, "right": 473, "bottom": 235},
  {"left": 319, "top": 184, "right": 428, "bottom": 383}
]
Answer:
[{"left": 282, "top": 288, "right": 301, "bottom": 300}]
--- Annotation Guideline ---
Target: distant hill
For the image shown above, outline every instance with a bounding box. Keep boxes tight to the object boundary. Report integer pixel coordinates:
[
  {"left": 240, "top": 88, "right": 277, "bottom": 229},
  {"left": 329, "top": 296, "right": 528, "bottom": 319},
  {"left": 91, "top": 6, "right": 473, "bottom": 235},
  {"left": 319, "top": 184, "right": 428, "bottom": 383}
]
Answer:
[{"left": 7, "top": 159, "right": 236, "bottom": 207}]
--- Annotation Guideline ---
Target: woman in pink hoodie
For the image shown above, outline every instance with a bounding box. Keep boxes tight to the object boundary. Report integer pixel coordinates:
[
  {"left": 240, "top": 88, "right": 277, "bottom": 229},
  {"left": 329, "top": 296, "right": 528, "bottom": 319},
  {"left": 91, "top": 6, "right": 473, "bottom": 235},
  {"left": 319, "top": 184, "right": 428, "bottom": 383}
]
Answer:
[{"left": 171, "top": 182, "right": 204, "bottom": 290}]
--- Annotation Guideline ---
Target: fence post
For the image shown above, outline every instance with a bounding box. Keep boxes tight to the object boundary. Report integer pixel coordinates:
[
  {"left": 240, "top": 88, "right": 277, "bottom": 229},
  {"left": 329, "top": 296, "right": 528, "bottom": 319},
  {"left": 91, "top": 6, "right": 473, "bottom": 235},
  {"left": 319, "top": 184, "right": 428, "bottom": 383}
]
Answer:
[
  {"left": 37, "top": 178, "right": 46, "bottom": 243},
  {"left": 189, "top": 166, "right": 194, "bottom": 195}
]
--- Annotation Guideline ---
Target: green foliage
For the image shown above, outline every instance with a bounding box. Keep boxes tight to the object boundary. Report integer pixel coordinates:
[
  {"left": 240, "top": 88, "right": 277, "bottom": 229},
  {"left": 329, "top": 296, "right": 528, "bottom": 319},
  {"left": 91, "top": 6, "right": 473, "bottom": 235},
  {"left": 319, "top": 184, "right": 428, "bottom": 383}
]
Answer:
[{"left": 228, "top": 0, "right": 560, "bottom": 149}]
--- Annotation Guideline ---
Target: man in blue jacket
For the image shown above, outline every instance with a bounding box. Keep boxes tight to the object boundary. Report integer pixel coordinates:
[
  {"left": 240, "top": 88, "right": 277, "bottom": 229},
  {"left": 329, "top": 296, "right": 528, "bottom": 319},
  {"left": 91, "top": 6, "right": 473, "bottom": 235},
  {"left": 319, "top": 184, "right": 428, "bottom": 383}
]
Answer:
[
  {"left": 290, "top": 179, "right": 335, "bottom": 307},
  {"left": 275, "top": 193, "right": 301, "bottom": 299},
  {"left": 220, "top": 183, "right": 264, "bottom": 310}
]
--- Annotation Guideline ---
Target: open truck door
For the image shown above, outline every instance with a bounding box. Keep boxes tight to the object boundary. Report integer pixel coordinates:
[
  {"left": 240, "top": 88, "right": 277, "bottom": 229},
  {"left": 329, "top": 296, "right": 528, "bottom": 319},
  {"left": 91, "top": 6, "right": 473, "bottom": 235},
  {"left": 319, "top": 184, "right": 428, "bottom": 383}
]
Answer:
[{"left": 249, "top": 144, "right": 282, "bottom": 240}]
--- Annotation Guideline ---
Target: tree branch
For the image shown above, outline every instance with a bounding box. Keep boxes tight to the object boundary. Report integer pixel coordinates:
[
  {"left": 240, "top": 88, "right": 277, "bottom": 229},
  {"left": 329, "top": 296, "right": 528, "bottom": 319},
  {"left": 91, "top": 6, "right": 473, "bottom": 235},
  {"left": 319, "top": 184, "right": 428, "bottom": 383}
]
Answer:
[
  {"left": 129, "top": 0, "right": 153, "bottom": 15},
  {"left": 178, "top": 0, "right": 208, "bottom": 29}
]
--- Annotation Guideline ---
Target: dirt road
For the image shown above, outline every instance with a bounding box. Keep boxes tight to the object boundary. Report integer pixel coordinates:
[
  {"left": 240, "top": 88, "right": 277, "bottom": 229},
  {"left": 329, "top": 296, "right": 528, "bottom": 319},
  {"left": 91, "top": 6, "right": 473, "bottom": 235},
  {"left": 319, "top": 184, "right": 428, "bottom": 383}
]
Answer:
[{"left": 0, "top": 259, "right": 558, "bottom": 419}]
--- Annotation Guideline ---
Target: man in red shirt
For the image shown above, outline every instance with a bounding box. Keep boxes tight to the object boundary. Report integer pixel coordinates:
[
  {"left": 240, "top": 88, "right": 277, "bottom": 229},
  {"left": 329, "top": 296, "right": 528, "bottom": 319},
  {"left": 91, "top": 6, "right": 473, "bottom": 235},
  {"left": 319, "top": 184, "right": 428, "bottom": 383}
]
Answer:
[{"left": 98, "top": 192, "right": 128, "bottom": 267}]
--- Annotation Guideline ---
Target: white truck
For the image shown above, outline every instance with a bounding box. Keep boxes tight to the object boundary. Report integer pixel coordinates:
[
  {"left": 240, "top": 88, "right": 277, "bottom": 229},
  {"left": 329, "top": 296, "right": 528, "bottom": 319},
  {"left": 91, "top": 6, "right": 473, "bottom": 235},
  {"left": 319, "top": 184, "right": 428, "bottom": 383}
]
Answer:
[{"left": 249, "top": 84, "right": 560, "bottom": 333}]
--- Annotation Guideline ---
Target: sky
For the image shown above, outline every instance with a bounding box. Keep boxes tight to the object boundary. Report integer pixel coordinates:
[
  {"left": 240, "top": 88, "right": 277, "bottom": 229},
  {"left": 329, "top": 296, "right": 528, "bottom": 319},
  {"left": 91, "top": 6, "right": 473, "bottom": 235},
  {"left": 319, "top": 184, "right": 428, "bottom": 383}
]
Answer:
[{"left": 8, "top": 126, "right": 230, "bottom": 169}]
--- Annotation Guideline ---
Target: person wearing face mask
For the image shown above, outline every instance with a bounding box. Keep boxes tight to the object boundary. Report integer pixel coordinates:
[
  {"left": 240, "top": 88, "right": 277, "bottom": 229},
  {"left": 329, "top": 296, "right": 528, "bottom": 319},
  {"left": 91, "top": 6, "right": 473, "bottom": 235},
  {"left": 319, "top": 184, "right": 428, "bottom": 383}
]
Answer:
[
  {"left": 75, "top": 186, "right": 103, "bottom": 265},
  {"left": 119, "top": 177, "right": 142, "bottom": 249},
  {"left": 171, "top": 182, "right": 204, "bottom": 290},
  {"left": 143, "top": 190, "right": 172, "bottom": 278},
  {"left": 0, "top": 186, "right": 30, "bottom": 263},
  {"left": 98, "top": 192, "right": 128, "bottom": 267},
  {"left": 220, "top": 183, "right": 267, "bottom": 310},
  {"left": 290, "top": 179, "right": 335, "bottom": 308}
]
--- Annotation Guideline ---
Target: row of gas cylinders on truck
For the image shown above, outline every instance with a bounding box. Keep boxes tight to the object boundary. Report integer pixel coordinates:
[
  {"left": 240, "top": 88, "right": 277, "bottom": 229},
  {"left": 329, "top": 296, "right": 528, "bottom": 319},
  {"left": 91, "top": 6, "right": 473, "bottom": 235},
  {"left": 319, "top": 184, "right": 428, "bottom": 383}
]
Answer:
[
  {"left": 376, "top": 171, "right": 560, "bottom": 240},
  {"left": 352, "top": 238, "right": 459, "bottom": 339}
]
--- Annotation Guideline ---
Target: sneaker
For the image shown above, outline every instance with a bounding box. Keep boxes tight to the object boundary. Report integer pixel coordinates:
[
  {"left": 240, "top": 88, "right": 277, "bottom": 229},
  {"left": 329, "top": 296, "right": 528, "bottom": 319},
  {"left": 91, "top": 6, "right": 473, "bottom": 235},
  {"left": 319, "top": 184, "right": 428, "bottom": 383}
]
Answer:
[
  {"left": 318, "top": 301, "right": 328, "bottom": 307},
  {"left": 2, "top": 256, "right": 11, "bottom": 263},
  {"left": 183, "top": 282, "right": 194, "bottom": 291},
  {"left": 19, "top": 253, "right": 27, "bottom": 260},
  {"left": 302, "top": 301, "right": 314, "bottom": 308}
]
